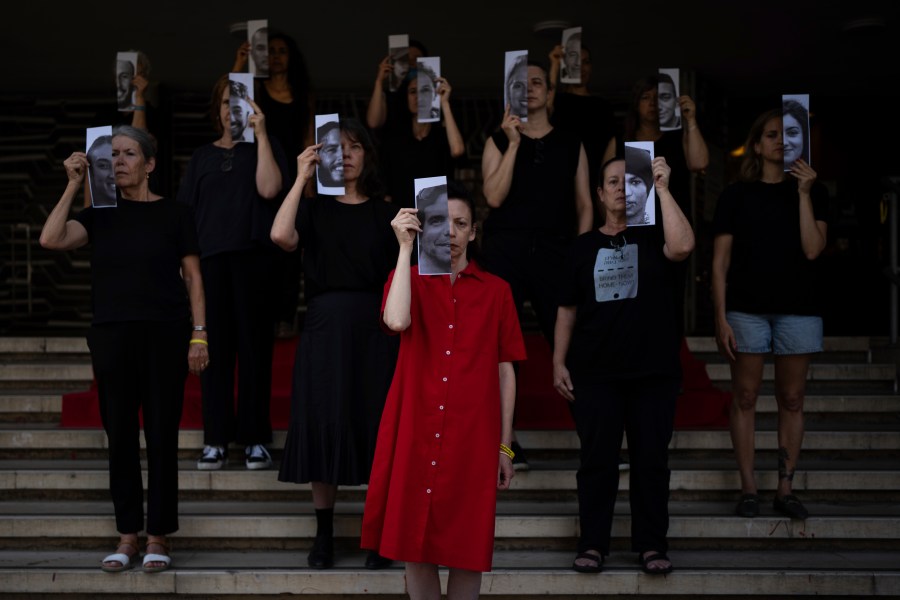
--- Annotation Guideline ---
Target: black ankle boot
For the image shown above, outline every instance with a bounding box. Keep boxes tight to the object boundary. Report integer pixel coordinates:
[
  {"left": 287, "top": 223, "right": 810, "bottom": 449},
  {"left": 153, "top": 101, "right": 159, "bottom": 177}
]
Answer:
[{"left": 307, "top": 534, "right": 334, "bottom": 569}]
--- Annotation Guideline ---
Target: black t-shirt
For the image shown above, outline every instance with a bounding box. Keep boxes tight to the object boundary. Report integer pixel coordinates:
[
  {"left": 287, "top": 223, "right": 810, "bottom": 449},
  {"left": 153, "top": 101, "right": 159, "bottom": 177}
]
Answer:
[
  {"left": 484, "top": 128, "right": 581, "bottom": 237},
  {"left": 550, "top": 92, "right": 615, "bottom": 187},
  {"left": 73, "top": 198, "right": 199, "bottom": 324},
  {"left": 558, "top": 225, "right": 682, "bottom": 383},
  {"left": 296, "top": 195, "right": 398, "bottom": 300},
  {"left": 654, "top": 130, "right": 691, "bottom": 220},
  {"left": 176, "top": 141, "right": 289, "bottom": 258},
  {"left": 712, "top": 178, "right": 829, "bottom": 315},
  {"left": 380, "top": 123, "right": 455, "bottom": 209},
  {"left": 255, "top": 84, "right": 309, "bottom": 181}
]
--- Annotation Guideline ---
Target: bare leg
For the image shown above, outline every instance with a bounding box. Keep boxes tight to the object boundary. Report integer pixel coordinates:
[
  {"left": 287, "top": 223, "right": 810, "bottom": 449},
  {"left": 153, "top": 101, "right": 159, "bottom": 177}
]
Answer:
[
  {"left": 406, "top": 562, "right": 441, "bottom": 600},
  {"left": 311, "top": 482, "right": 337, "bottom": 509},
  {"left": 728, "top": 353, "right": 766, "bottom": 494},
  {"left": 447, "top": 568, "right": 482, "bottom": 600},
  {"left": 773, "top": 354, "right": 811, "bottom": 497}
]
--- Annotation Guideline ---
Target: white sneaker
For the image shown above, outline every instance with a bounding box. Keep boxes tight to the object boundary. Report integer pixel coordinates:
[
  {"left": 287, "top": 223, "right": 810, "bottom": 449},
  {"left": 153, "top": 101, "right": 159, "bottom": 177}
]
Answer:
[
  {"left": 197, "top": 445, "right": 227, "bottom": 470},
  {"left": 245, "top": 444, "right": 272, "bottom": 470}
]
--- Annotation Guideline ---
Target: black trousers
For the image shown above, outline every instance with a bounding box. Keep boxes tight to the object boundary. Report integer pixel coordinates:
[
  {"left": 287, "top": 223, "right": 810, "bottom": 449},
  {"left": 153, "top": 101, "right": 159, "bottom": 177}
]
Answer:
[
  {"left": 200, "top": 248, "right": 276, "bottom": 447},
  {"left": 87, "top": 319, "right": 189, "bottom": 535},
  {"left": 568, "top": 377, "right": 679, "bottom": 555}
]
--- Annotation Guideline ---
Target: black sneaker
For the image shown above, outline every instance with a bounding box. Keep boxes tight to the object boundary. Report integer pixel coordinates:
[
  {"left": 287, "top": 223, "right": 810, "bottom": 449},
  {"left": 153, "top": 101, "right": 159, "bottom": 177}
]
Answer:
[
  {"left": 245, "top": 444, "right": 273, "bottom": 470},
  {"left": 510, "top": 440, "right": 530, "bottom": 471},
  {"left": 197, "top": 445, "right": 227, "bottom": 470},
  {"left": 735, "top": 493, "right": 761, "bottom": 518}
]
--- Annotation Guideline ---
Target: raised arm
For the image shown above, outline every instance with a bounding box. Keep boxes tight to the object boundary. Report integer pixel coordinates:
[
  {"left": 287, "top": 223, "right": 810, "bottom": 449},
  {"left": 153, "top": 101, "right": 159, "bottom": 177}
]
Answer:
[
  {"left": 653, "top": 157, "right": 695, "bottom": 261},
  {"left": 547, "top": 44, "right": 563, "bottom": 114},
  {"left": 679, "top": 95, "right": 709, "bottom": 172},
  {"left": 711, "top": 233, "right": 736, "bottom": 361},
  {"left": 574, "top": 144, "right": 593, "bottom": 234},
  {"left": 41, "top": 152, "right": 90, "bottom": 251},
  {"left": 130, "top": 74, "right": 149, "bottom": 130},
  {"left": 247, "top": 97, "right": 283, "bottom": 199},
  {"left": 232, "top": 41, "right": 250, "bottom": 73},
  {"left": 271, "top": 144, "right": 319, "bottom": 252},
  {"left": 552, "top": 305, "right": 577, "bottom": 402},
  {"left": 365, "top": 56, "right": 393, "bottom": 129},
  {"left": 791, "top": 159, "right": 827, "bottom": 259},
  {"left": 382, "top": 208, "right": 421, "bottom": 331},
  {"left": 481, "top": 106, "right": 521, "bottom": 208},
  {"left": 436, "top": 77, "right": 464, "bottom": 158}
]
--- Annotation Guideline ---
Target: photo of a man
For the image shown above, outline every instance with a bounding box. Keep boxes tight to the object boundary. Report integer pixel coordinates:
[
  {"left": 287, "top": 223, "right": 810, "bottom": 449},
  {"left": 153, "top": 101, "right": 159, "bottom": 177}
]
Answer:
[
  {"left": 86, "top": 125, "right": 116, "bottom": 208},
  {"left": 316, "top": 114, "right": 345, "bottom": 195},
  {"left": 560, "top": 27, "right": 582, "bottom": 85},
  {"left": 248, "top": 20, "right": 269, "bottom": 78},
  {"left": 388, "top": 34, "right": 410, "bottom": 93},
  {"left": 624, "top": 142, "right": 656, "bottom": 226},
  {"left": 504, "top": 50, "right": 528, "bottom": 121},
  {"left": 116, "top": 52, "right": 138, "bottom": 111},
  {"left": 658, "top": 68, "right": 681, "bottom": 131},
  {"left": 416, "top": 57, "right": 441, "bottom": 123},
  {"left": 228, "top": 73, "right": 255, "bottom": 144},
  {"left": 414, "top": 176, "right": 450, "bottom": 275}
]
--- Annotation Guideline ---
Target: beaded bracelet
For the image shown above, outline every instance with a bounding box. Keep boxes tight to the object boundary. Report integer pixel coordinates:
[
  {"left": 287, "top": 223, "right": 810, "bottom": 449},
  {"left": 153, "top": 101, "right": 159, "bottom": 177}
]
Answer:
[
  {"left": 499, "top": 443, "right": 515, "bottom": 460},
  {"left": 189, "top": 339, "right": 209, "bottom": 346}
]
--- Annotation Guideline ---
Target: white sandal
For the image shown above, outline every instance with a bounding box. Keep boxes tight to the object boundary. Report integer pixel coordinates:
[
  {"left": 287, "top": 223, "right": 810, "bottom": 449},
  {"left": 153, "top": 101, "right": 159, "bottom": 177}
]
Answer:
[
  {"left": 101, "top": 541, "right": 140, "bottom": 573},
  {"left": 142, "top": 539, "right": 171, "bottom": 573}
]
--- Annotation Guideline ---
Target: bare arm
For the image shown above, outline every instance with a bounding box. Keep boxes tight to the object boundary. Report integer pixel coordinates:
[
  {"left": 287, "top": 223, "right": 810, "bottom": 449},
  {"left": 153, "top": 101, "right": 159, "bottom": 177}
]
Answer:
[
  {"left": 497, "top": 360, "right": 516, "bottom": 490},
  {"left": 792, "top": 159, "right": 828, "bottom": 259},
  {"left": 679, "top": 95, "right": 709, "bottom": 172},
  {"left": 602, "top": 136, "right": 617, "bottom": 166},
  {"left": 365, "top": 56, "right": 393, "bottom": 130},
  {"left": 271, "top": 144, "right": 319, "bottom": 252},
  {"left": 547, "top": 44, "right": 563, "bottom": 114},
  {"left": 574, "top": 145, "right": 593, "bottom": 234},
  {"left": 481, "top": 106, "right": 521, "bottom": 208},
  {"left": 711, "top": 233, "right": 736, "bottom": 361},
  {"left": 41, "top": 153, "right": 90, "bottom": 251},
  {"left": 130, "top": 74, "right": 149, "bottom": 130},
  {"left": 382, "top": 208, "right": 421, "bottom": 331},
  {"left": 248, "top": 98, "right": 283, "bottom": 199},
  {"left": 654, "top": 157, "right": 695, "bottom": 261},
  {"left": 181, "top": 254, "right": 209, "bottom": 376},
  {"left": 232, "top": 41, "right": 249, "bottom": 72},
  {"left": 437, "top": 78, "right": 465, "bottom": 158},
  {"left": 552, "top": 305, "right": 577, "bottom": 402}
]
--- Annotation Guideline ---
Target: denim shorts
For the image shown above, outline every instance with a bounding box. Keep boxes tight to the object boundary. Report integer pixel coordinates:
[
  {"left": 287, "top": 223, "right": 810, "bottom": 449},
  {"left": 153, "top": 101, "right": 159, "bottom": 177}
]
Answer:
[{"left": 726, "top": 311, "right": 823, "bottom": 355}]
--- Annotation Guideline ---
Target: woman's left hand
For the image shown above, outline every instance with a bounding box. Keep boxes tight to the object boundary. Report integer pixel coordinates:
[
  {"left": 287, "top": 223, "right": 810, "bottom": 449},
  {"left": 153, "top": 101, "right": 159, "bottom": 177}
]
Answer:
[
  {"left": 790, "top": 159, "right": 817, "bottom": 193},
  {"left": 188, "top": 340, "right": 209, "bottom": 376},
  {"left": 652, "top": 156, "right": 671, "bottom": 192},
  {"left": 678, "top": 95, "right": 697, "bottom": 125},
  {"left": 498, "top": 454, "right": 514, "bottom": 490},
  {"left": 247, "top": 97, "right": 267, "bottom": 137},
  {"left": 436, "top": 77, "right": 452, "bottom": 104}
]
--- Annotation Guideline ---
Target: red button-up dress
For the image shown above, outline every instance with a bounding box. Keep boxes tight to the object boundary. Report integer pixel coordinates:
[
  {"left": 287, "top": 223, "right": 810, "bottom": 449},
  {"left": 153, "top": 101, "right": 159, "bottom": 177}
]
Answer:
[{"left": 361, "top": 260, "right": 527, "bottom": 572}]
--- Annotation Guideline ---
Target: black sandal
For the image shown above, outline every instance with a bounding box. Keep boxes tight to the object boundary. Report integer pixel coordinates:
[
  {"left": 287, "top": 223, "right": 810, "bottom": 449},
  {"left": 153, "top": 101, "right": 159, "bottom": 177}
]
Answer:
[
  {"left": 639, "top": 551, "right": 673, "bottom": 575},
  {"left": 572, "top": 551, "right": 603, "bottom": 573}
]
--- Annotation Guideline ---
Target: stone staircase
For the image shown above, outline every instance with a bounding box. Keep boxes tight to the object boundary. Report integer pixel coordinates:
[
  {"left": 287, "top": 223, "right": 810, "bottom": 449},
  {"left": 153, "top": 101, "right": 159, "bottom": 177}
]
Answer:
[{"left": 0, "top": 336, "right": 899, "bottom": 598}]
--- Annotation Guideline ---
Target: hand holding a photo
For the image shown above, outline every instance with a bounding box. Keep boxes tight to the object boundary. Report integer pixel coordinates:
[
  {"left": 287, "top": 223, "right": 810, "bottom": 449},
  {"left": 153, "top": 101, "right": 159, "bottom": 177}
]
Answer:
[
  {"left": 678, "top": 95, "right": 697, "bottom": 127},
  {"left": 296, "top": 143, "right": 321, "bottom": 185},
  {"left": 435, "top": 76, "right": 452, "bottom": 106},
  {"left": 246, "top": 97, "right": 267, "bottom": 138},
  {"left": 375, "top": 55, "right": 392, "bottom": 86},
  {"left": 548, "top": 44, "right": 563, "bottom": 68},
  {"left": 390, "top": 207, "right": 421, "bottom": 248},
  {"left": 500, "top": 104, "right": 521, "bottom": 146},
  {"left": 789, "top": 158, "right": 817, "bottom": 194},
  {"left": 63, "top": 152, "right": 89, "bottom": 185},
  {"left": 651, "top": 156, "right": 672, "bottom": 193},
  {"left": 232, "top": 41, "right": 250, "bottom": 72}
]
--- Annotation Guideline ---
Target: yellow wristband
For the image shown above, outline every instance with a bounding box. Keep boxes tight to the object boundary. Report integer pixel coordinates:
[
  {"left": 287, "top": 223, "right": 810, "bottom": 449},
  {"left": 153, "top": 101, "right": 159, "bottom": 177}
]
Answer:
[
  {"left": 189, "top": 339, "right": 209, "bottom": 346},
  {"left": 499, "top": 443, "right": 515, "bottom": 460}
]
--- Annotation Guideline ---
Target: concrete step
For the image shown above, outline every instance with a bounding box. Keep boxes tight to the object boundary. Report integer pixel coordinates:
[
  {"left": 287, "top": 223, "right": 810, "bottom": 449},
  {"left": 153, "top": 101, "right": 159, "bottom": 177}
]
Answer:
[
  {"left": 0, "top": 550, "right": 897, "bottom": 597},
  {"left": 686, "top": 336, "right": 880, "bottom": 354}
]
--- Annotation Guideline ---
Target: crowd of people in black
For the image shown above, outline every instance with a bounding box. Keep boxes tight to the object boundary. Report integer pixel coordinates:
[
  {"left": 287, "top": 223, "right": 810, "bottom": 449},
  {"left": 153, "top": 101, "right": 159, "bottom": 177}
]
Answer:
[{"left": 39, "top": 29, "right": 828, "bottom": 597}]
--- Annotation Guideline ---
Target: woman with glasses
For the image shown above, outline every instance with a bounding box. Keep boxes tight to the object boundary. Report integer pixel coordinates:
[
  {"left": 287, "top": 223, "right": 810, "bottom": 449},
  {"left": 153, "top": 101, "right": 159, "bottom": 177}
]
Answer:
[{"left": 177, "top": 73, "right": 289, "bottom": 472}]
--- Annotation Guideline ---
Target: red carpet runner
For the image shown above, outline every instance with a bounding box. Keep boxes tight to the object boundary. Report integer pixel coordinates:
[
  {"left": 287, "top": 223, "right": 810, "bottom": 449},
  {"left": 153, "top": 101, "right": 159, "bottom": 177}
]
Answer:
[{"left": 60, "top": 335, "right": 730, "bottom": 430}]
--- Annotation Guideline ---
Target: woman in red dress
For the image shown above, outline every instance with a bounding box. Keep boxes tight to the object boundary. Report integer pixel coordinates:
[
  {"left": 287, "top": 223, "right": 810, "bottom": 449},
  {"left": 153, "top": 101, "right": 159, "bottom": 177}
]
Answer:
[{"left": 361, "top": 181, "right": 526, "bottom": 598}]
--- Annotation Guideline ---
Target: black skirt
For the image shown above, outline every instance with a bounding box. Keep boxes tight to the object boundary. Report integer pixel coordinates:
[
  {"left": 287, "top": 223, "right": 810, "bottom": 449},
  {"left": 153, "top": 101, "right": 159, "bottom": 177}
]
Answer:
[{"left": 278, "top": 291, "right": 399, "bottom": 485}]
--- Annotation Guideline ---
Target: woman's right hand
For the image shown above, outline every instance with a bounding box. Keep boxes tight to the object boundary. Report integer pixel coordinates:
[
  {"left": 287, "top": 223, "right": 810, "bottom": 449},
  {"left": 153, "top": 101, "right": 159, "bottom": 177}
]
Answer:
[
  {"left": 297, "top": 144, "right": 321, "bottom": 184},
  {"left": 553, "top": 362, "right": 575, "bottom": 402},
  {"left": 63, "top": 152, "right": 88, "bottom": 184},
  {"left": 375, "top": 55, "right": 392, "bottom": 85},
  {"left": 548, "top": 44, "right": 563, "bottom": 66},
  {"left": 390, "top": 207, "right": 421, "bottom": 247},
  {"left": 232, "top": 41, "right": 250, "bottom": 72},
  {"left": 715, "top": 318, "right": 737, "bottom": 362},
  {"left": 500, "top": 105, "right": 521, "bottom": 146}
]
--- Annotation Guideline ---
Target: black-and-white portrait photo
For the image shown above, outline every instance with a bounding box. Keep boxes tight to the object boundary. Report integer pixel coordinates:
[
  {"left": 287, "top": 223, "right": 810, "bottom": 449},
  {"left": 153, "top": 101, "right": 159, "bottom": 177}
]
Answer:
[
  {"left": 414, "top": 176, "right": 450, "bottom": 275},
  {"left": 783, "top": 93, "right": 811, "bottom": 171},
  {"left": 504, "top": 50, "right": 528, "bottom": 121},
  {"left": 658, "top": 68, "right": 681, "bottom": 131},
  {"left": 86, "top": 125, "right": 116, "bottom": 208},
  {"left": 560, "top": 27, "right": 582, "bottom": 85},
  {"left": 624, "top": 142, "right": 656, "bottom": 226},
  {"left": 315, "top": 113, "right": 345, "bottom": 196},
  {"left": 416, "top": 57, "right": 441, "bottom": 124},
  {"left": 248, "top": 19, "right": 269, "bottom": 78},
  {"left": 116, "top": 52, "right": 138, "bottom": 112},
  {"left": 228, "top": 73, "right": 255, "bottom": 144},
  {"left": 388, "top": 34, "right": 410, "bottom": 93}
]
